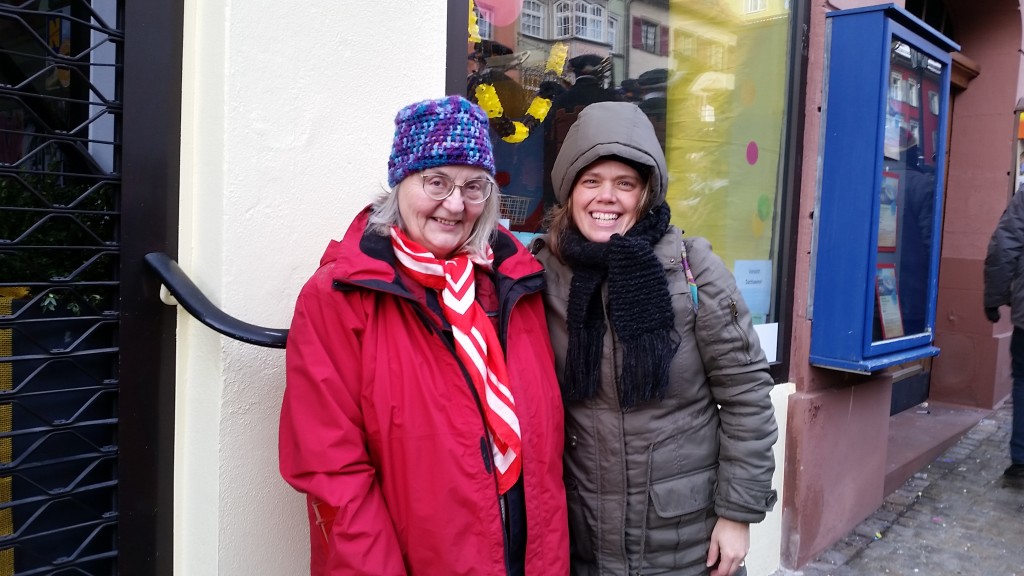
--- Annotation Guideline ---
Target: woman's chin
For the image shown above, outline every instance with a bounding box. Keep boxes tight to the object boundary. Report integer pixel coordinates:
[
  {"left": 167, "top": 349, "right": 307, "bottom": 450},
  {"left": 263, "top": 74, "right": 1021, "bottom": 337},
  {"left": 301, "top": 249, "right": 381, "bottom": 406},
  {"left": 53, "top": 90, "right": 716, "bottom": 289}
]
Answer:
[
  {"left": 423, "top": 237, "right": 466, "bottom": 258},
  {"left": 579, "top": 226, "right": 621, "bottom": 243}
]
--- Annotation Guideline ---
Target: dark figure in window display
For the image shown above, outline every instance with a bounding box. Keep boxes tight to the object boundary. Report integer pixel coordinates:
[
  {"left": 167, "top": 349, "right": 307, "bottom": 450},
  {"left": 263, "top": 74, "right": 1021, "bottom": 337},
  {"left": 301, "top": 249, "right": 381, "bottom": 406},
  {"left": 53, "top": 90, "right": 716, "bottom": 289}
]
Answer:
[
  {"left": 467, "top": 40, "right": 532, "bottom": 122},
  {"left": 618, "top": 78, "right": 642, "bottom": 103},
  {"left": 541, "top": 54, "right": 619, "bottom": 216},
  {"left": 637, "top": 67, "right": 669, "bottom": 149},
  {"left": 896, "top": 137, "right": 935, "bottom": 335}
]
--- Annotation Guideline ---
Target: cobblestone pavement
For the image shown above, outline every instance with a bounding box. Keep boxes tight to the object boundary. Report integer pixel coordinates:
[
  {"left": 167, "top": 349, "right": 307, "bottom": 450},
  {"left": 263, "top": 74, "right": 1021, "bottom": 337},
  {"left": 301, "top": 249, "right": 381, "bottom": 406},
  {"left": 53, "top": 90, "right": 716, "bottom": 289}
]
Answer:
[{"left": 771, "top": 399, "right": 1023, "bottom": 576}]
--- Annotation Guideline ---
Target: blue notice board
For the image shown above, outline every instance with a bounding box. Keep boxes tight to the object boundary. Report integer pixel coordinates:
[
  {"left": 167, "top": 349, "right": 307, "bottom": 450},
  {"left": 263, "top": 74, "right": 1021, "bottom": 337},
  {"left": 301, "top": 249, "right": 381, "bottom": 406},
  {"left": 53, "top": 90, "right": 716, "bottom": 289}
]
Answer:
[{"left": 810, "top": 4, "right": 958, "bottom": 374}]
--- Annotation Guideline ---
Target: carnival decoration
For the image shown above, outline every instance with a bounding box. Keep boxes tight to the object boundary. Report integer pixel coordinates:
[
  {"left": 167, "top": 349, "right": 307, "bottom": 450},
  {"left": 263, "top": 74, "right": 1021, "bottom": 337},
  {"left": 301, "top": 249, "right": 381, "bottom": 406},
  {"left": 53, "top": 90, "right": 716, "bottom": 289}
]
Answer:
[
  {"left": 467, "top": 0, "right": 567, "bottom": 143},
  {"left": 471, "top": 41, "right": 568, "bottom": 144},
  {"left": 468, "top": 0, "right": 482, "bottom": 43}
]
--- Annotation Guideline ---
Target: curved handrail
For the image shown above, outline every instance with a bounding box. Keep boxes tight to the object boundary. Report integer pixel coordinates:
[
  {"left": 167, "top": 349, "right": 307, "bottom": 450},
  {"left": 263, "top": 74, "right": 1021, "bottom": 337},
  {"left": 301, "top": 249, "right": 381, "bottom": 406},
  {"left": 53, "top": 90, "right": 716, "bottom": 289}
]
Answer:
[{"left": 143, "top": 252, "right": 288, "bottom": 348}]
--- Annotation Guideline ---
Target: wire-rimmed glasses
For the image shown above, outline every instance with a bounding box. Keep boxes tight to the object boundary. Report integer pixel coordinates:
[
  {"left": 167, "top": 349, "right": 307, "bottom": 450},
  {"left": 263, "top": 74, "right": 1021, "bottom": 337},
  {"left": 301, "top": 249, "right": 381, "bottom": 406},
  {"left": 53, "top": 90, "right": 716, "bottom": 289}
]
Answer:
[{"left": 420, "top": 172, "right": 494, "bottom": 204}]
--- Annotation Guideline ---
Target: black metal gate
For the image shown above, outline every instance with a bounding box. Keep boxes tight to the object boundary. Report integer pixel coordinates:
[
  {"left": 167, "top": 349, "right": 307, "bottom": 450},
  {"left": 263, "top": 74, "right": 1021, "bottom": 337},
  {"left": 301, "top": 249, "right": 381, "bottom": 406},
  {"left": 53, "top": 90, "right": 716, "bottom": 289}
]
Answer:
[{"left": 0, "top": 2, "right": 122, "bottom": 574}]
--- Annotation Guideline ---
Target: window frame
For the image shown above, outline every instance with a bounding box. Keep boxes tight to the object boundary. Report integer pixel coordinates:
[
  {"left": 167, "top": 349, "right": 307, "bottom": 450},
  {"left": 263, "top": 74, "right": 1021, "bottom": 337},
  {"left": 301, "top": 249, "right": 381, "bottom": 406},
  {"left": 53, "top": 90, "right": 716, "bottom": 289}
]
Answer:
[
  {"left": 608, "top": 15, "right": 618, "bottom": 52},
  {"left": 745, "top": 0, "right": 767, "bottom": 14},
  {"left": 474, "top": 4, "right": 493, "bottom": 40},
  {"left": 640, "top": 19, "right": 657, "bottom": 53},
  {"left": 573, "top": 0, "right": 604, "bottom": 42},
  {"left": 520, "top": 0, "right": 545, "bottom": 38},
  {"left": 554, "top": 0, "right": 571, "bottom": 39}
]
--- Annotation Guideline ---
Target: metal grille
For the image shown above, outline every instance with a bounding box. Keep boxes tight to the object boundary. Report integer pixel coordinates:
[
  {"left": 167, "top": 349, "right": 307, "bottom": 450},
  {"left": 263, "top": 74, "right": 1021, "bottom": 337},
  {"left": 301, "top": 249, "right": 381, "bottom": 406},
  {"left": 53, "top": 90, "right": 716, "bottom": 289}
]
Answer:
[
  {"left": 0, "top": 1, "right": 122, "bottom": 574},
  {"left": 498, "top": 194, "right": 530, "bottom": 226}
]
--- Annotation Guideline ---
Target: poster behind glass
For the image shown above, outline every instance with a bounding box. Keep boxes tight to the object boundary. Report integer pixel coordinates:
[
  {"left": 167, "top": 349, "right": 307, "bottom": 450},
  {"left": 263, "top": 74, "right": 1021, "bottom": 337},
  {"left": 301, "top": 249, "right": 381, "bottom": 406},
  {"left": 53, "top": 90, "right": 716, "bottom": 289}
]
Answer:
[{"left": 873, "top": 37, "right": 943, "bottom": 342}]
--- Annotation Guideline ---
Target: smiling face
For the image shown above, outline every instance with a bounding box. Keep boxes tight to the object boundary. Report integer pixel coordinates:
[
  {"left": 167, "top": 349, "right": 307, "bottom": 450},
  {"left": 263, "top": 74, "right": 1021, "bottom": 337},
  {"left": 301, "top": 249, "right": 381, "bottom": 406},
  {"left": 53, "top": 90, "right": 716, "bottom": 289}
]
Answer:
[
  {"left": 397, "top": 165, "right": 488, "bottom": 258},
  {"left": 569, "top": 158, "right": 647, "bottom": 243}
]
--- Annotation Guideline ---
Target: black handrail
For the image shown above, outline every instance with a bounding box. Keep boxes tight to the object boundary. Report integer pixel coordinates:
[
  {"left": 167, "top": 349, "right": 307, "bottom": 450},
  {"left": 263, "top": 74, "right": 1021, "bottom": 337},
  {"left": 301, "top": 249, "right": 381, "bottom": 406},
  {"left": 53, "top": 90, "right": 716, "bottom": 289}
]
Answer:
[{"left": 143, "top": 252, "right": 288, "bottom": 348}]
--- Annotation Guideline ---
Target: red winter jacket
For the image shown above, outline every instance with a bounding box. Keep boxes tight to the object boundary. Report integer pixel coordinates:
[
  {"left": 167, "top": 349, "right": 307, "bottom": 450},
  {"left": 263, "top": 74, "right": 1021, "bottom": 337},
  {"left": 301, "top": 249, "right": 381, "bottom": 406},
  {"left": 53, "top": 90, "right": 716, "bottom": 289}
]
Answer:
[{"left": 279, "top": 208, "right": 569, "bottom": 575}]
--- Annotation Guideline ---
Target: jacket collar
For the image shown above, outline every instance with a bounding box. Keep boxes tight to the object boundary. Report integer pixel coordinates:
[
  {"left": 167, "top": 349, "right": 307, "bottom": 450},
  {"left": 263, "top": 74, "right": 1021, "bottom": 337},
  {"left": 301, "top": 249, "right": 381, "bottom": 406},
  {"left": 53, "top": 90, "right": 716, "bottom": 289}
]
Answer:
[
  {"left": 327, "top": 206, "right": 544, "bottom": 294},
  {"left": 653, "top": 225, "right": 682, "bottom": 269}
]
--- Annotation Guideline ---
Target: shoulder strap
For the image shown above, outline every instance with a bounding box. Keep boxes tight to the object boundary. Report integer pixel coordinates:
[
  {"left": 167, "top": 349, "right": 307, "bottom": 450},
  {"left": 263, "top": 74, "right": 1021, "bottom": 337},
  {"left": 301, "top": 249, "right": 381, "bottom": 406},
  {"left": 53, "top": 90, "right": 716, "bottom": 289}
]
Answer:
[{"left": 680, "top": 239, "right": 699, "bottom": 311}]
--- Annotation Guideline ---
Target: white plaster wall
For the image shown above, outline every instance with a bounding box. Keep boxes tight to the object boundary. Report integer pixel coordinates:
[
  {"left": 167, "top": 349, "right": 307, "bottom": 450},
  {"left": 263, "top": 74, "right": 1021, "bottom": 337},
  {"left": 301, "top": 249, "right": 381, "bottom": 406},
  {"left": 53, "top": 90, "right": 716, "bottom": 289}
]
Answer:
[
  {"left": 749, "top": 382, "right": 793, "bottom": 576},
  {"left": 176, "top": 1, "right": 451, "bottom": 574}
]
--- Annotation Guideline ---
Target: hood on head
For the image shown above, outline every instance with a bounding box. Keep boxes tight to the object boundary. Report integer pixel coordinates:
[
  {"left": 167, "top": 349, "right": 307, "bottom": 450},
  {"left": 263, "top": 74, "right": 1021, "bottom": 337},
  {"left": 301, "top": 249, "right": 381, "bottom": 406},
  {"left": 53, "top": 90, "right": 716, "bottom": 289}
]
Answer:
[{"left": 551, "top": 101, "right": 667, "bottom": 207}]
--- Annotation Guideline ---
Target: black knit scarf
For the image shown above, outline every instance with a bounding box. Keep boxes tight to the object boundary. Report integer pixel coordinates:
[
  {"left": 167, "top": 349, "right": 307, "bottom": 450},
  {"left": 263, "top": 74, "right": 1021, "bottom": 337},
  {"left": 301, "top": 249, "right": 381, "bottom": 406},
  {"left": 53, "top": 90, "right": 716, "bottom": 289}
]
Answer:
[{"left": 560, "top": 203, "right": 679, "bottom": 409}]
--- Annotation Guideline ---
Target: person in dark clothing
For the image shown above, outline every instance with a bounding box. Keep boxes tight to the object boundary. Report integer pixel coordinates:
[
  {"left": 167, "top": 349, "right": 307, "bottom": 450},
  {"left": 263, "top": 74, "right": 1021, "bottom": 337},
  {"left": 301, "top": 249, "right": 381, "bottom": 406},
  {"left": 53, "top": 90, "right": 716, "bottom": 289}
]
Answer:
[
  {"left": 637, "top": 68, "right": 668, "bottom": 118},
  {"left": 637, "top": 68, "right": 669, "bottom": 149},
  {"left": 896, "top": 142, "right": 935, "bottom": 336},
  {"left": 983, "top": 178, "right": 1024, "bottom": 483},
  {"left": 618, "top": 78, "right": 642, "bottom": 103}
]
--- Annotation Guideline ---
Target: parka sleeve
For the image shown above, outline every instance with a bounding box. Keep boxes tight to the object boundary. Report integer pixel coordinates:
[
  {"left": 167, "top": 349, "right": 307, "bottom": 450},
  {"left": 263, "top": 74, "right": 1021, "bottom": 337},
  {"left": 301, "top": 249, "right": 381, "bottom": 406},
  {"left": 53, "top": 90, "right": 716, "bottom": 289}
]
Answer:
[
  {"left": 686, "top": 237, "right": 779, "bottom": 524},
  {"left": 984, "top": 186, "right": 1024, "bottom": 308},
  {"left": 279, "top": 269, "right": 406, "bottom": 576}
]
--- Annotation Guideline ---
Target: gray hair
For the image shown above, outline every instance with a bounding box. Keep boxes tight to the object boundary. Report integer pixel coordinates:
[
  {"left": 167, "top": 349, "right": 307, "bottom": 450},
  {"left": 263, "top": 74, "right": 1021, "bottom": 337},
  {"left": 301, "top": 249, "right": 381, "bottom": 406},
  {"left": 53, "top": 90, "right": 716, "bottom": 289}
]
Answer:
[{"left": 367, "top": 179, "right": 500, "bottom": 259}]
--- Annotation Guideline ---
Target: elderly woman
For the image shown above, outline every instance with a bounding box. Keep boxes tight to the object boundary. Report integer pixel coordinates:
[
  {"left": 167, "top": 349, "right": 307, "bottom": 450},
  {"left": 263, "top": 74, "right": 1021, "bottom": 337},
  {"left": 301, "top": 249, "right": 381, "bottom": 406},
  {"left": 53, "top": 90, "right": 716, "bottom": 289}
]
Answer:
[
  {"left": 279, "top": 95, "right": 569, "bottom": 576},
  {"left": 534, "top": 101, "right": 778, "bottom": 576}
]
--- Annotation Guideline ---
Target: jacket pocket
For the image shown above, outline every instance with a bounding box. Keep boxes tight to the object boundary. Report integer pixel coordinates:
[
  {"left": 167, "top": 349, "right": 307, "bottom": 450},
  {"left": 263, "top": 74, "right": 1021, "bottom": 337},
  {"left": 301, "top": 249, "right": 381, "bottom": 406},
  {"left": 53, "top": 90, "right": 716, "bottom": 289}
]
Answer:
[
  {"left": 699, "top": 295, "right": 756, "bottom": 368},
  {"left": 565, "top": 477, "right": 597, "bottom": 564},
  {"left": 644, "top": 467, "right": 718, "bottom": 570}
]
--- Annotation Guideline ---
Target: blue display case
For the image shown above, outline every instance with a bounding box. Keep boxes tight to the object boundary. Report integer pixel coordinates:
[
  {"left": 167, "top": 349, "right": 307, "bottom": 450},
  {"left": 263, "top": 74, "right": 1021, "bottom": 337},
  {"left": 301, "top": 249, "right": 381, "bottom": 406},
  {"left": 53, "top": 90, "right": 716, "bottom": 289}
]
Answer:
[{"left": 810, "top": 4, "right": 959, "bottom": 374}]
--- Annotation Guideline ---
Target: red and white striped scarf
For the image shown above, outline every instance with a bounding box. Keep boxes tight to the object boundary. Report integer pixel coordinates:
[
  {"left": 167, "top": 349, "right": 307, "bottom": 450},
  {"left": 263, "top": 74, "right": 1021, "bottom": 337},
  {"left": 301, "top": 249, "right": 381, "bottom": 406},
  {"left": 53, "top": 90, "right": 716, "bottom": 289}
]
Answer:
[{"left": 390, "top": 227, "right": 522, "bottom": 494}]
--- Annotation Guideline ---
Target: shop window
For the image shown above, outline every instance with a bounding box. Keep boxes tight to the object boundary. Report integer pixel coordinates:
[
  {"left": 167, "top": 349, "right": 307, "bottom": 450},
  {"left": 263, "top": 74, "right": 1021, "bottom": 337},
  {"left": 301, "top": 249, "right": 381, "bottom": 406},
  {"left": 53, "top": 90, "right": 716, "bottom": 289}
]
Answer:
[{"left": 455, "top": 0, "right": 796, "bottom": 365}]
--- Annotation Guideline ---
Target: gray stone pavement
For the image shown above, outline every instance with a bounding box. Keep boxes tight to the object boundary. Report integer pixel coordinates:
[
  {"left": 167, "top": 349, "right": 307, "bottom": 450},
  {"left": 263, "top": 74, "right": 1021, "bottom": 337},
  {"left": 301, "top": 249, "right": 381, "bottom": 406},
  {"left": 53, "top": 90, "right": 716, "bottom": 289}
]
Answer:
[{"left": 771, "top": 399, "right": 1023, "bottom": 576}]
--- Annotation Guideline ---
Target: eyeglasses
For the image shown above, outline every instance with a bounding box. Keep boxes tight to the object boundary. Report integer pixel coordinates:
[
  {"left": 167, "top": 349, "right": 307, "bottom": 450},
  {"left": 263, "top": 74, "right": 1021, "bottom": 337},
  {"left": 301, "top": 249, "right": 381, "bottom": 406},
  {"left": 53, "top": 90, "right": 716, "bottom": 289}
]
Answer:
[{"left": 420, "top": 173, "right": 494, "bottom": 204}]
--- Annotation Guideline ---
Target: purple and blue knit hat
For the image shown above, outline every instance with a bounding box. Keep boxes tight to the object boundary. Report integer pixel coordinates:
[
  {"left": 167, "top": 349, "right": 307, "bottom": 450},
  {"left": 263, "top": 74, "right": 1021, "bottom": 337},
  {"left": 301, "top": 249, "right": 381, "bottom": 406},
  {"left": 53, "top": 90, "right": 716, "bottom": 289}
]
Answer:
[{"left": 387, "top": 95, "right": 495, "bottom": 188}]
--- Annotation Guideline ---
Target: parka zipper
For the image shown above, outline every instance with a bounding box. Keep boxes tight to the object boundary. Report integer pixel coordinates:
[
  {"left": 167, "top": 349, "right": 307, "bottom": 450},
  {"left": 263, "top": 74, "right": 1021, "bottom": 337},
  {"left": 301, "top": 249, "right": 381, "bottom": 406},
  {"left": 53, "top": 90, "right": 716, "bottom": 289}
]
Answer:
[
  {"left": 409, "top": 297, "right": 517, "bottom": 576},
  {"left": 729, "top": 298, "right": 752, "bottom": 363}
]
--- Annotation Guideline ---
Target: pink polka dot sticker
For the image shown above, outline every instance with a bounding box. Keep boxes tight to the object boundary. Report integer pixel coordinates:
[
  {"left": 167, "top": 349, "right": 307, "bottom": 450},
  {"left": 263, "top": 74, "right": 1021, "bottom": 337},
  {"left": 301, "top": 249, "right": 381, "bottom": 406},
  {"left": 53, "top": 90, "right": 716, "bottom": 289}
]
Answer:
[{"left": 746, "top": 141, "right": 759, "bottom": 165}]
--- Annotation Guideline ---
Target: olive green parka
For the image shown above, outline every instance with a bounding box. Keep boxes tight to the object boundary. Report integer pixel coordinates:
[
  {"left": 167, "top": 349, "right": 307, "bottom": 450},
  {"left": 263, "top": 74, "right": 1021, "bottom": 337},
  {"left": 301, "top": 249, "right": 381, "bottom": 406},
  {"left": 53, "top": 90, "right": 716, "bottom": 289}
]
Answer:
[{"left": 535, "top": 101, "right": 778, "bottom": 576}]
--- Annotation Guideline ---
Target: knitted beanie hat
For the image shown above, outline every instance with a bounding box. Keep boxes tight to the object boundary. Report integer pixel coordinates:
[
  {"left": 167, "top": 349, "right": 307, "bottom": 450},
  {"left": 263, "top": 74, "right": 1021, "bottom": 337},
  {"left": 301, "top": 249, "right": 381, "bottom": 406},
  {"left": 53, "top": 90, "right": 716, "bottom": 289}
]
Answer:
[{"left": 387, "top": 95, "right": 495, "bottom": 188}]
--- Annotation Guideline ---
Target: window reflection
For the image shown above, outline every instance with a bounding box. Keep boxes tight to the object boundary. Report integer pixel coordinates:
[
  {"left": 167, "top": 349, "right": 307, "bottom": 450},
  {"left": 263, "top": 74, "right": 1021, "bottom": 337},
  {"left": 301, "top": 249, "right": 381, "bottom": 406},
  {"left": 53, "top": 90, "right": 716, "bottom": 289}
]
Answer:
[
  {"left": 873, "top": 38, "right": 943, "bottom": 342},
  {"left": 464, "top": 0, "right": 792, "bottom": 325}
]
